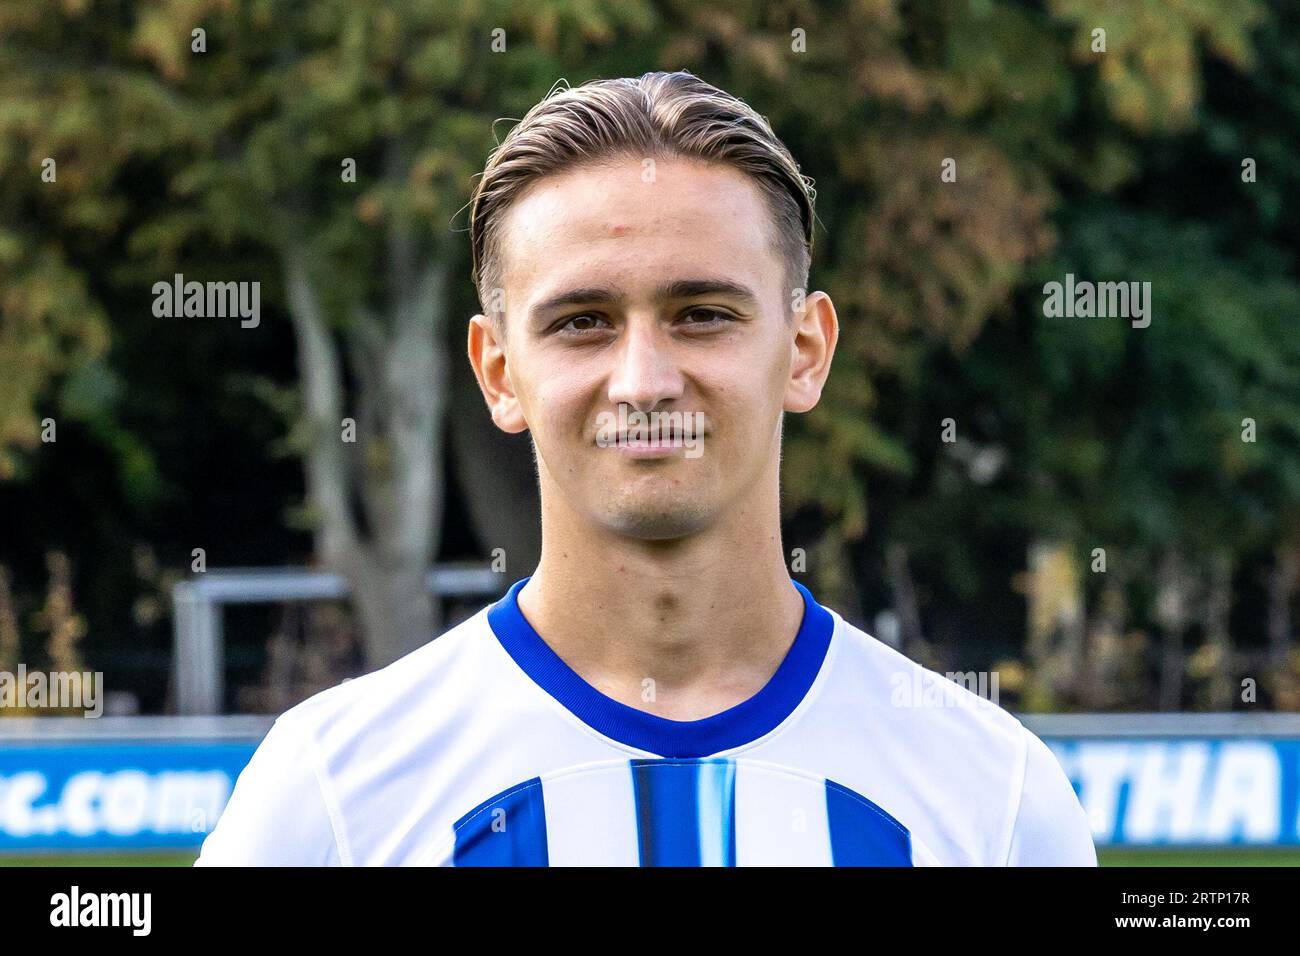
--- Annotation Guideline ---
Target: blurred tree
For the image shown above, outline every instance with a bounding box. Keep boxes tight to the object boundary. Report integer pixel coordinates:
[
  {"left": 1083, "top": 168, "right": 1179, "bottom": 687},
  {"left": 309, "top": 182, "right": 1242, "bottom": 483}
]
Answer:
[
  {"left": 1, "top": 0, "right": 661, "bottom": 666},
  {"left": 1, "top": 0, "right": 1295, "bottom": 704},
  {"left": 0, "top": 0, "right": 172, "bottom": 491}
]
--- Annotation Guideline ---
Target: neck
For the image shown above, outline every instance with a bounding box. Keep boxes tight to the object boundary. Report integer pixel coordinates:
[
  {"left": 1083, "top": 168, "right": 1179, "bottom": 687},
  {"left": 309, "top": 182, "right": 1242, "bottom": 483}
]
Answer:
[{"left": 517, "top": 461, "right": 806, "bottom": 721}]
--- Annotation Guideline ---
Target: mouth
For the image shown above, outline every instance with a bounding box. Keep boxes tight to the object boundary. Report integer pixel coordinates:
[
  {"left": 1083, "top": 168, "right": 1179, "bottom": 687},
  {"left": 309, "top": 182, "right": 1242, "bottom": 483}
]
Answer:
[
  {"left": 610, "top": 434, "right": 695, "bottom": 459},
  {"left": 592, "top": 409, "right": 708, "bottom": 459}
]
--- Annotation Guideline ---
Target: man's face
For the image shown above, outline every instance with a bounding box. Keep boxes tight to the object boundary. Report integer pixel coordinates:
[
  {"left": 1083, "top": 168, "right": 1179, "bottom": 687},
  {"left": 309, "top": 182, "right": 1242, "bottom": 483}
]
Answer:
[{"left": 476, "top": 155, "right": 807, "bottom": 541}]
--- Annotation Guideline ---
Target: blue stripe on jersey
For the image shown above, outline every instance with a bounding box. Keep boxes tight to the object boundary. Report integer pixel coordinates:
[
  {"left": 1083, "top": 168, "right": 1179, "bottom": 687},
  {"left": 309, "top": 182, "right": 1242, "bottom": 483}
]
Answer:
[
  {"left": 487, "top": 577, "right": 835, "bottom": 758},
  {"left": 631, "top": 759, "right": 737, "bottom": 866},
  {"left": 452, "top": 778, "right": 549, "bottom": 866},
  {"left": 446, "top": 764, "right": 916, "bottom": 866},
  {"left": 696, "top": 759, "right": 737, "bottom": 867},
  {"left": 824, "top": 778, "right": 913, "bottom": 866}
]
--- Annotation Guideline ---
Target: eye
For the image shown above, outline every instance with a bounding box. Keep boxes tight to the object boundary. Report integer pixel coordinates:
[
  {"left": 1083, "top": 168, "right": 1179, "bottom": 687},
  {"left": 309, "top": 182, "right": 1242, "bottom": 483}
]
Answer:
[
  {"left": 555, "top": 313, "right": 611, "bottom": 335},
  {"left": 681, "top": 307, "right": 732, "bottom": 327}
]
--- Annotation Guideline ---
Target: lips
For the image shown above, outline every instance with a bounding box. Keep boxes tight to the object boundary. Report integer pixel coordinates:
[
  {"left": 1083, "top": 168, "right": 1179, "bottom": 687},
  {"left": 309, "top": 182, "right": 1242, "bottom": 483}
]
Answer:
[
  {"left": 591, "top": 409, "right": 708, "bottom": 460},
  {"left": 615, "top": 429, "right": 694, "bottom": 445},
  {"left": 608, "top": 438, "right": 688, "bottom": 459}
]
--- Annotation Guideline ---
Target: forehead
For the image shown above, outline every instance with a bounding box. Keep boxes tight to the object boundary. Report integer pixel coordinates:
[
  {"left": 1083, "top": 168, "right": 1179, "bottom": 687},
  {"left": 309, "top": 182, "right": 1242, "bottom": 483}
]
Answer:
[{"left": 495, "top": 156, "right": 785, "bottom": 307}]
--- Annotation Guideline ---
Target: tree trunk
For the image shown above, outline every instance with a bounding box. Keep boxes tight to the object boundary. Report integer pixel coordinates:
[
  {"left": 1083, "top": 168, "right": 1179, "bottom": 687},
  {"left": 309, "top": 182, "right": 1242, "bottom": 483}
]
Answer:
[
  {"left": 885, "top": 542, "right": 926, "bottom": 659},
  {"left": 0, "top": 565, "right": 20, "bottom": 673},
  {"left": 1082, "top": 570, "right": 1128, "bottom": 709},
  {"left": 1268, "top": 542, "right": 1297, "bottom": 672},
  {"left": 1205, "top": 550, "right": 1233, "bottom": 710},
  {"left": 283, "top": 232, "right": 450, "bottom": 668},
  {"left": 1155, "top": 550, "right": 1191, "bottom": 711},
  {"left": 1024, "top": 540, "right": 1083, "bottom": 705}
]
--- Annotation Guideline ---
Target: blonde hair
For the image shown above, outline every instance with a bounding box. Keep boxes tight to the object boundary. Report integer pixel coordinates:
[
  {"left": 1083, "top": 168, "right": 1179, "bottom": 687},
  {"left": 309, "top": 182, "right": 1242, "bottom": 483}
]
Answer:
[{"left": 469, "top": 71, "right": 815, "bottom": 320}]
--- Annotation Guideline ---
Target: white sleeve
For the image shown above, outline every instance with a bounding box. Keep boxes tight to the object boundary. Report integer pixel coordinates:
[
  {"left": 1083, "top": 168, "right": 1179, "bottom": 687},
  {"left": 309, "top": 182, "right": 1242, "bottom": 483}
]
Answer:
[
  {"left": 195, "top": 714, "right": 344, "bottom": 866},
  {"left": 1005, "top": 725, "right": 1098, "bottom": 866}
]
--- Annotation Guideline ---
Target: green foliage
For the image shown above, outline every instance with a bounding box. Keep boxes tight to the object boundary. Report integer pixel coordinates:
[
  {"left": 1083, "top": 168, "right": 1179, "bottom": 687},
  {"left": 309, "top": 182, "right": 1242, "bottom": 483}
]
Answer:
[{"left": 1, "top": 0, "right": 1298, "bottom": 709}]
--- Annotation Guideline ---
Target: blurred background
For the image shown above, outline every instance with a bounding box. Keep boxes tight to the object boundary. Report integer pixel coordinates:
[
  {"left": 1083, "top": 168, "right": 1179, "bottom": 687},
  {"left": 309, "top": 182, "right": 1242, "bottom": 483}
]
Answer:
[{"left": 1, "top": 0, "right": 1299, "bottom": 865}]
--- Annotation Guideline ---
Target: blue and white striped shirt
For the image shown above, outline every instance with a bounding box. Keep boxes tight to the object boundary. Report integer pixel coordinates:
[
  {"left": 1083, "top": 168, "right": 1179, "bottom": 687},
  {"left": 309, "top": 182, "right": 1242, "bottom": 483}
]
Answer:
[{"left": 197, "top": 578, "right": 1095, "bottom": 866}]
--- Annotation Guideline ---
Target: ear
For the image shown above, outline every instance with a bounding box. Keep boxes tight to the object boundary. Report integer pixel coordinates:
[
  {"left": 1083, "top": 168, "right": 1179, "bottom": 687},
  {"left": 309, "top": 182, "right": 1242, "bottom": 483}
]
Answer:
[
  {"left": 468, "top": 313, "right": 529, "bottom": 433},
  {"left": 784, "top": 290, "right": 839, "bottom": 413}
]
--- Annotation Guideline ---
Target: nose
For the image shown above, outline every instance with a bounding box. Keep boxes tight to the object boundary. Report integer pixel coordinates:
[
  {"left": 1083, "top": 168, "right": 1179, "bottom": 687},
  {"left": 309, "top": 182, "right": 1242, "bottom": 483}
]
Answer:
[{"left": 606, "top": 315, "right": 685, "bottom": 413}]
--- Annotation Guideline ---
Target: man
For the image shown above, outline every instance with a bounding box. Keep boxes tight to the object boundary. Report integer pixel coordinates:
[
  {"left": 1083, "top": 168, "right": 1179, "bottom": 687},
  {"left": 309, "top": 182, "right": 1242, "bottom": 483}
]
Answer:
[{"left": 197, "top": 71, "right": 1096, "bottom": 866}]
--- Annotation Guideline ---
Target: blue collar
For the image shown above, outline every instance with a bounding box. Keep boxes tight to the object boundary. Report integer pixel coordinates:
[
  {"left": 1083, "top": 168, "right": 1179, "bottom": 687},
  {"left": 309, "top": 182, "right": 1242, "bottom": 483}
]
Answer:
[{"left": 486, "top": 576, "right": 834, "bottom": 758}]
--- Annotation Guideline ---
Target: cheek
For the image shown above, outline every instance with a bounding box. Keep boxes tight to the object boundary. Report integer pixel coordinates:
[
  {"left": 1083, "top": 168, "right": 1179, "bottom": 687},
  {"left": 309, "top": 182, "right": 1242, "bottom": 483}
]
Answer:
[
  {"left": 713, "top": 342, "right": 789, "bottom": 420},
  {"left": 523, "top": 362, "right": 595, "bottom": 436}
]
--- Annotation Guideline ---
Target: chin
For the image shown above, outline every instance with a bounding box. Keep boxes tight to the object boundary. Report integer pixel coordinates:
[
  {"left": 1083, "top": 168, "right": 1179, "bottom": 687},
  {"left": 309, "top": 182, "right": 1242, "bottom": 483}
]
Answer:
[{"left": 600, "top": 498, "right": 713, "bottom": 541}]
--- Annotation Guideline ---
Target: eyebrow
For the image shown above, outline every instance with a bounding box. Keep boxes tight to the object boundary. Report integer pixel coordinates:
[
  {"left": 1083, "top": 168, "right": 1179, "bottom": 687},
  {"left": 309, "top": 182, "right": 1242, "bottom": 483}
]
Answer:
[{"left": 529, "top": 278, "right": 759, "bottom": 321}]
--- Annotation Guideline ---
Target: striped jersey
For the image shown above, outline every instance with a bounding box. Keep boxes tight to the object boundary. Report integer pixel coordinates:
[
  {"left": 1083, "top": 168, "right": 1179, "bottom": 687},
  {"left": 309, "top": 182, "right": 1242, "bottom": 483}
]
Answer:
[{"left": 195, "top": 577, "right": 1096, "bottom": 866}]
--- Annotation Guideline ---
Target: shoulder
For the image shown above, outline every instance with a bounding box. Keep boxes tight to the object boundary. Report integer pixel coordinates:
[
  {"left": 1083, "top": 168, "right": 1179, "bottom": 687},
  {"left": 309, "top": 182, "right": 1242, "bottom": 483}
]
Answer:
[
  {"left": 829, "top": 614, "right": 1027, "bottom": 751},
  {"left": 196, "top": 608, "right": 495, "bottom": 866},
  {"left": 1006, "top": 726, "right": 1098, "bottom": 865},
  {"left": 824, "top": 614, "right": 1095, "bottom": 864},
  {"left": 194, "top": 702, "right": 342, "bottom": 864}
]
